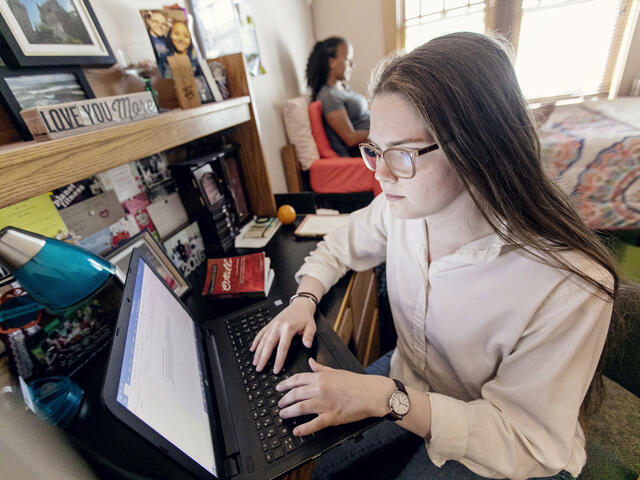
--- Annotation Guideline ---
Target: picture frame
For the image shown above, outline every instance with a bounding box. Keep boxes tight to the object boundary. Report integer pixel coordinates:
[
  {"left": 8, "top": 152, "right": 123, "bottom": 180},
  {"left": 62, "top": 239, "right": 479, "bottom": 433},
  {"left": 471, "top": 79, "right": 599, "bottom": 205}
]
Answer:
[
  {"left": 163, "top": 221, "right": 206, "bottom": 278},
  {"left": 105, "top": 229, "right": 190, "bottom": 297},
  {"left": 192, "top": 162, "right": 225, "bottom": 209},
  {"left": 0, "top": 0, "right": 115, "bottom": 67},
  {"left": 135, "top": 152, "right": 172, "bottom": 190},
  {"left": 0, "top": 65, "right": 94, "bottom": 140},
  {"left": 139, "top": 8, "right": 216, "bottom": 104}
]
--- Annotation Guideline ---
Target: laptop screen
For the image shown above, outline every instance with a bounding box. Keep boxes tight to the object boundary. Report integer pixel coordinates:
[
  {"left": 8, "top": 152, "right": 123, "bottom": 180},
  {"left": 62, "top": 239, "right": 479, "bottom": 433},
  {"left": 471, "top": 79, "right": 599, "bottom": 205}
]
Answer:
[{"left": 116, "top": 259, "right": 217, "bottom": 476}]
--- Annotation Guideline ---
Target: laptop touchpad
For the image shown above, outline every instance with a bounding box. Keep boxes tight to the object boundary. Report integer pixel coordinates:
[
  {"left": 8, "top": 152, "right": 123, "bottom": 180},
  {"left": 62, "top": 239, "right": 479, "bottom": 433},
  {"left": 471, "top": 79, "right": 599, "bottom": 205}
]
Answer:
[{"left": 289, "top": 332, "right": 340, "bottom": 373}]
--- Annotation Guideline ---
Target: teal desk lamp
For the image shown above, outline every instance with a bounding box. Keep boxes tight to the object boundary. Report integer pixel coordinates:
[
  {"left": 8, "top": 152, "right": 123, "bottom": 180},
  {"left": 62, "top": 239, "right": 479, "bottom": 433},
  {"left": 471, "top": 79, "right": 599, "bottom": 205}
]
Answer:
[{"left": 0, "top": 226, "right": 116, "bottom": 313}]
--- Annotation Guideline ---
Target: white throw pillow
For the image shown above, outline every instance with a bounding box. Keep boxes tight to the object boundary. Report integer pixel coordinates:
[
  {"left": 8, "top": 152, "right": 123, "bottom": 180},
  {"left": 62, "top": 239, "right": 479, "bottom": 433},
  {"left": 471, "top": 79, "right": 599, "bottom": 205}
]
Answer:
[{"left": 282, "top": 96, "right": 319, "bottom": 171}]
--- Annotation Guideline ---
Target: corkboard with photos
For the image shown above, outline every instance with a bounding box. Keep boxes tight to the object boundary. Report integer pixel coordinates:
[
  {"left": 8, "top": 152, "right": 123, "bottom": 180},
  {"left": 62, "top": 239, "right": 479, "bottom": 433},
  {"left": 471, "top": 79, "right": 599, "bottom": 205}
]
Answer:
[{"left": 0, "top": 151, "right": 202, "bottom": 279}]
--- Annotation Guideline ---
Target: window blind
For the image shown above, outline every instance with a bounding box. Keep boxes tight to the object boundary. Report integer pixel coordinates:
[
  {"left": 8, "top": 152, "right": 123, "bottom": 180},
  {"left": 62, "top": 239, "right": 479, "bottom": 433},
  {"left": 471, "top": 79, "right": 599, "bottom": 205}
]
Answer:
[
  {"left": 398, "top": 0, "right": 635, "bottom": 101},
  {"left": 402, "top": 0, "right": 487, "bottom": 52},
  {"left": 514, "top": 0, "right": 633, "bottom": 102}
]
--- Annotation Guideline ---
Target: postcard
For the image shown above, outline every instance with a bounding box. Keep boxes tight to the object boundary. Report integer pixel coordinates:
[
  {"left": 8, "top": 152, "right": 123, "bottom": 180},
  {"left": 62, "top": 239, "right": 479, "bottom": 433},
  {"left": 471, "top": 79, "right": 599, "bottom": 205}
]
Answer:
[
  {"left": 147, "top": 192, "right": 188, "bottom": 239},
  {"left": 59, "top": 191, "right": 125, "bottom": 240}
]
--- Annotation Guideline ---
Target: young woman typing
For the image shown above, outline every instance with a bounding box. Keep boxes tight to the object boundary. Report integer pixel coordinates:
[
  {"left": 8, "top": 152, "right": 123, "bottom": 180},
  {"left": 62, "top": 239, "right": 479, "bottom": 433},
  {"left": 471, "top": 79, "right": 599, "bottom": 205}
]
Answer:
[{"left": 252, "top": 33, "right": 617, "bottom": 480}]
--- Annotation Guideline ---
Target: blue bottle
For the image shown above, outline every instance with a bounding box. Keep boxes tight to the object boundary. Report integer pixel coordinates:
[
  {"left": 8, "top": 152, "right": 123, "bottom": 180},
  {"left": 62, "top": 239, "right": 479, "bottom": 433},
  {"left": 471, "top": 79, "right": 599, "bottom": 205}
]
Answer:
[{"left": 0, "top": 226, "right": 116, "bottom": 313}]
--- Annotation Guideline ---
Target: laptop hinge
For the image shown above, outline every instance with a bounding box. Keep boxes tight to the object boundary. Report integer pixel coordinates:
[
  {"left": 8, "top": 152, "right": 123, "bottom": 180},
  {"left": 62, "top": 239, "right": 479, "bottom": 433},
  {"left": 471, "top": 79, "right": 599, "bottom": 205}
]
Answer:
[{"left": 224, "top": 455, "right": 240, "bottom": 478}]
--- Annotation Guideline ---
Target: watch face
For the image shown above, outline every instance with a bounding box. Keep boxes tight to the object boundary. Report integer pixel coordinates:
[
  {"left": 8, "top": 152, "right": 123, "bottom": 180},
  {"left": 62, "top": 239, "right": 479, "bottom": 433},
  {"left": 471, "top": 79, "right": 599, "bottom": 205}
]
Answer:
[{"left": 390, "top": 391, "right": 410, "bottom": 416}]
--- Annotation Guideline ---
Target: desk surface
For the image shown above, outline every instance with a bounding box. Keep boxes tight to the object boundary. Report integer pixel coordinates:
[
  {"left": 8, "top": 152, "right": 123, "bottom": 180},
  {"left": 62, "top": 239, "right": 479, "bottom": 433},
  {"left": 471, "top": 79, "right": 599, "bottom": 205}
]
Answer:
[{"left": 1, "top": 220, "right": 349, "bottom": 480}]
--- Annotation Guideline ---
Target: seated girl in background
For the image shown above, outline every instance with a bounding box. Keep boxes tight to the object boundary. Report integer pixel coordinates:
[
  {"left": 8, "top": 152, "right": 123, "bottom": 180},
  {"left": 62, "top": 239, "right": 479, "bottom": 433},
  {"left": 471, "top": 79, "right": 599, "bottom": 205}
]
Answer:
[
  {"left": 306, "top": 37, "right": 370, "bottom": 157},
  {"left": 252, "top": 32, "right": 618, "bottom": 480}
]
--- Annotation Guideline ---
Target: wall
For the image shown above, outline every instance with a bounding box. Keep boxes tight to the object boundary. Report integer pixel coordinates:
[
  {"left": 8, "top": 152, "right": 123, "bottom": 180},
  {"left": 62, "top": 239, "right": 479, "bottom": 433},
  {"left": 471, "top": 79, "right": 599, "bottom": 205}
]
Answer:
[
  {"left": 89, "top": 0, "right": 177, "bottom": 66},
  {"left": 245, "top": 0, "right": 316, "bottom": 193},
  {"left": 617, "top": 2, "right": 640, "bottom": 96},
  {"left": 89, "top": 0, "right": 315, "bottom": 194},
  {"left": 311, "top": 0, "right": 386, "bottom": 97}
]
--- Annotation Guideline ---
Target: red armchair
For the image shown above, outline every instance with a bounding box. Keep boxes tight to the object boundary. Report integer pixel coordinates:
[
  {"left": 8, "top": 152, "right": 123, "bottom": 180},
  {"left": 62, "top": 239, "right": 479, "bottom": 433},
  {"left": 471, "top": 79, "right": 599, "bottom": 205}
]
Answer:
[{"left": 281, "top": 98, "right": 381, "bottom": 196}]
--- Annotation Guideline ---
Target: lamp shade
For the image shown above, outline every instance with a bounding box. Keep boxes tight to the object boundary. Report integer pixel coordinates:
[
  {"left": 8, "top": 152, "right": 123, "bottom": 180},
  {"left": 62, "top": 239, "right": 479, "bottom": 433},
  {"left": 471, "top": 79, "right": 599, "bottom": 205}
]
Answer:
[{"left": 0, "top": 227, "right": 116, "bottom": 313}]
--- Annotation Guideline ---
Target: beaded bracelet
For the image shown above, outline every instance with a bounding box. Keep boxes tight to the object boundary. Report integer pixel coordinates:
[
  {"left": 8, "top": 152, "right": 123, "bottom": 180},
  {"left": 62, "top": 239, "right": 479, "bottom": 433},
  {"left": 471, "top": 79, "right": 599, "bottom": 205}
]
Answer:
[{"left": 289, "top": 291, "right": 319, "bottom": 310}]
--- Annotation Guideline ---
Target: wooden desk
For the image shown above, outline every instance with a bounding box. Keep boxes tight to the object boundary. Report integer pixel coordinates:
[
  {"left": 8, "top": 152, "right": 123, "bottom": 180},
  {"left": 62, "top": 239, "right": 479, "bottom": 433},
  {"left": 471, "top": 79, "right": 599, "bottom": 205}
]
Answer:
[{"left": 0, "top": 220, "right": 379, "bottom": 479}]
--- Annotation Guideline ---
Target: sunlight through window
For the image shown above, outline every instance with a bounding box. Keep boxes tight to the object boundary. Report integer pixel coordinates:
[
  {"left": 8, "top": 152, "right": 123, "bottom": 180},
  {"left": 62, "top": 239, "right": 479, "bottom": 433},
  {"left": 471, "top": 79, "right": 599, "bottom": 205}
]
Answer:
[
  {"left": 516, "top": 0, "right": 619, "bottom": 100},
  {"left": 404, "top": 0, "right": 485, "bottom": 52}
]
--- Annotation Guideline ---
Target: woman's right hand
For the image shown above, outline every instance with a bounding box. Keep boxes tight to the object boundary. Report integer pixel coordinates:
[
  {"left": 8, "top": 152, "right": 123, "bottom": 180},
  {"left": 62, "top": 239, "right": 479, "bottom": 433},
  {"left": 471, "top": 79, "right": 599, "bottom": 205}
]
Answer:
[{"left": 250, "top": 298, "right": 316, "bottom": 374}]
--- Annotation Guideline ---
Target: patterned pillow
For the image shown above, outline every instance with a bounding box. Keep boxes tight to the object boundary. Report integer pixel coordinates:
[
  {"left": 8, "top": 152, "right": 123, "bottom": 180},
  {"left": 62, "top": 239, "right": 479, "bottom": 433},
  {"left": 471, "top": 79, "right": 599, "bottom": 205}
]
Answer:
[{"left": 282, "top": 96, "right": 320, "bottom": 171}]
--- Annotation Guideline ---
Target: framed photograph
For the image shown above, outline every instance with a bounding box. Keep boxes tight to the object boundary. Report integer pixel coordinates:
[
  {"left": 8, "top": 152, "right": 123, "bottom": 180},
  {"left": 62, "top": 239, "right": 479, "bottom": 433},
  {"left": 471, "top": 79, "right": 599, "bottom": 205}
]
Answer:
[
  {"left": 0, "top": 66, "right": 93, "bottom": 140},
  {"left": 163, "top": 221, "right": 206, "bottom": 277},
  {"left": 0, "top": 0, "right": 115, "bottom": 67},
  {"left": 140, "top": 8, "right": 214, "bottom": 103},
  {"left": 106, "top": 229, "right": 189, "bottom": 297},
  {"left": 192, "top": 163, "right": 225, "bottom": 208},
  {"left": 219, "top": 152, "right": 250, "bottom": 225},
  {"left": 135, "top": 152, "right": 171, "bottom": 190}
]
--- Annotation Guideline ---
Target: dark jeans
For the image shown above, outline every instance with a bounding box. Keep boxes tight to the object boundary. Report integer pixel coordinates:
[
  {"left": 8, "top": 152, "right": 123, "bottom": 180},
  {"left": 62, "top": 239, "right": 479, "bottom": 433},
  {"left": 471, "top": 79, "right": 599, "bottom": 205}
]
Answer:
[{"left": 311, "top": 350, "right": 575, "bottom": 480}]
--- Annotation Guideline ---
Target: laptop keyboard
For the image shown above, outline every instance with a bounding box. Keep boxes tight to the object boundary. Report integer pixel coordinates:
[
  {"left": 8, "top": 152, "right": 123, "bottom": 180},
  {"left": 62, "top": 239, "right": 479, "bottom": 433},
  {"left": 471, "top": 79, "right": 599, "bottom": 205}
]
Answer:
[{"left": 226, "top": 306, "right": 314, "bottom": 464}]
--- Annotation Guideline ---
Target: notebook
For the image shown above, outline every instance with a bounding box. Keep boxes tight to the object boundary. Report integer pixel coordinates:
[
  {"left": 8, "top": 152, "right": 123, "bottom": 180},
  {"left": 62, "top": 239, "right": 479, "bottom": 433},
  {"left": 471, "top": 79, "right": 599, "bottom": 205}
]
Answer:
[
  {"left": 294, "top": 214, "right": 350, "bottom": 237},
  {"left": 102, "top": 248, "right": 379, "bottom": 479}
]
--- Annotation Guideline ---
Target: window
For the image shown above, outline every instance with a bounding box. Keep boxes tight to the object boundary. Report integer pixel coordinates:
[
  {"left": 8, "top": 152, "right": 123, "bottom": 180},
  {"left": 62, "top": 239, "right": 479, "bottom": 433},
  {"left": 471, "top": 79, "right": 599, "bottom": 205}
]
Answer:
[
  {"left": 515, "top": 0, "right": 633, "bottom": 102},
  {"left": 190, "top": 0, "right": 242, "bottom": 60},
  {"left": 403, "top": 1, "right": 487, "bottom": 52},
  {"left": 398, "top": 0, "right": 636, "bottom": 101},
  {"left": 190, "top": 0, "right": 265, "bottom": 76}
]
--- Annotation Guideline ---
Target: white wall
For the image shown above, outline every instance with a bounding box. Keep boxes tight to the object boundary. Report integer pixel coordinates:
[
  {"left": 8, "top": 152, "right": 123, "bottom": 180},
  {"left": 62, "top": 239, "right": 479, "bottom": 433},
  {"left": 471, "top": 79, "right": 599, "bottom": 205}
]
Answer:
[
  {"left": 89, "top": 0, "right": 315, "bottom": 194},
  {"left": 311, "top": 0, "right": 386, "bottom": 97},
  {"left": 246, "top": 0, "right": 316, "bottom": 193},
  {"left": 89, "top": 0, "right": 178, "bottom": 66}
]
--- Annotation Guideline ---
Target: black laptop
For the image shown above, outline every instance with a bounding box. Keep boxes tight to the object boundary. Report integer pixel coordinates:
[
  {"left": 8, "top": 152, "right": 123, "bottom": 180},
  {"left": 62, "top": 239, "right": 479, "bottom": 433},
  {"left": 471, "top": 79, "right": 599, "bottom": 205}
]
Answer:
[{"left": 102, "top": 248, "right": 379, "bottom": 480}]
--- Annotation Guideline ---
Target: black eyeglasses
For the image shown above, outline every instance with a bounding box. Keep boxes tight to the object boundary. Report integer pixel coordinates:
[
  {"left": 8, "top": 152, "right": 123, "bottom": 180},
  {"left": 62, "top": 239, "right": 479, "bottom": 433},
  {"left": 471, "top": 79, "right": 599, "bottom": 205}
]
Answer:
[{"left": 358, "top": 142, "right": 440, "bottom": 179}]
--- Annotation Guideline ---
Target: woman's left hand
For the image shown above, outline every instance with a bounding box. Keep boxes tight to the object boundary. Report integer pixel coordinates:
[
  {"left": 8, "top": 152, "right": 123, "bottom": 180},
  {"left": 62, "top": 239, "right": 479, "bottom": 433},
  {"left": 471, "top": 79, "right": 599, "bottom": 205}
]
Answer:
[{"left": 276, "top": 358, "right": 393, "bottom": 436}]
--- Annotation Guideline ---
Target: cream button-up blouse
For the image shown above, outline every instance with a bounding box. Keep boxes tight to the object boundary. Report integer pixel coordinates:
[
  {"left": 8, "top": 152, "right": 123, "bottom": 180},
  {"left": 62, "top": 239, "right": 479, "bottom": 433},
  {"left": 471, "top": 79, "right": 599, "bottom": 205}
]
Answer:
[{"left": 295, "top": 194, "right": 613, "bottom": 480}]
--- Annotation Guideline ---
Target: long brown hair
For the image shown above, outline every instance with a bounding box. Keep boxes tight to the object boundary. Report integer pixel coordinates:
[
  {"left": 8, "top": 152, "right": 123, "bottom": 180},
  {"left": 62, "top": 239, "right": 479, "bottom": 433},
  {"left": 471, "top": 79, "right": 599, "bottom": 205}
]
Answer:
[{"left": 370, "top": 32, "right": 618, "bottom": 413}]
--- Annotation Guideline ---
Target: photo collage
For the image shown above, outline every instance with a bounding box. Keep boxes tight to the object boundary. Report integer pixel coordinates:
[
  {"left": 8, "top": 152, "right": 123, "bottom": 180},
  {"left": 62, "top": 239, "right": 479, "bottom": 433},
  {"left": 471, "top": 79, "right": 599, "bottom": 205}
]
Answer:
[{"left": 51, "top": 152, "right": 206, "bottom": 276}]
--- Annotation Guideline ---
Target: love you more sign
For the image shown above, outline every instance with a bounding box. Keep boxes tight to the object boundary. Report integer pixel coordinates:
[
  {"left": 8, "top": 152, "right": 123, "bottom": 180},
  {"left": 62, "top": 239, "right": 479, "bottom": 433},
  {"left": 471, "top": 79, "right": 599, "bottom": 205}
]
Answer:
[{"left": 20, "top": 92, "right": 158, "bottom": 142}]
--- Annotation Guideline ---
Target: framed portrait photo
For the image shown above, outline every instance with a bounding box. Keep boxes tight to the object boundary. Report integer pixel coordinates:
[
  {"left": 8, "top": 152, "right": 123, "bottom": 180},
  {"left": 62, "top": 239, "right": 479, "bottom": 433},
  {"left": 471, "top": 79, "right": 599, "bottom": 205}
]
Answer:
[
  {"left": 139, "top": 8, "right": 215, "bottom": 104},
  {"left": 163, "top": 221, "right": 206, "bottom": 278},
  {"left": 0, "top": 65, "right": 93, "bottom": 140},
  {"left": 0, "top": 0, "right": 115, "bottom": 67},
  {"left": 105, "top": 229, "right": 190, "bottom": 297}
]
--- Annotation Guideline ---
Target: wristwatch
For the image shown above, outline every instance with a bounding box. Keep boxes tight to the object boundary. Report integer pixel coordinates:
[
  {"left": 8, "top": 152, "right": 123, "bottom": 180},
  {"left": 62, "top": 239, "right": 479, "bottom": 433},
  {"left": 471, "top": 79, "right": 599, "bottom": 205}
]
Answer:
[{"left": 385, "top": 379, "right": 410, "bottom": 421}]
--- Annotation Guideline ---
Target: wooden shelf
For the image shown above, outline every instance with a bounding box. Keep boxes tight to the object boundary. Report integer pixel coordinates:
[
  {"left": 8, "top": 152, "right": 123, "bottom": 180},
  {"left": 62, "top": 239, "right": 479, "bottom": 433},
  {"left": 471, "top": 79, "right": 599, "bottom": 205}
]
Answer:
[{"left": 0, "top": 96, "right": 252, "bottom": 209}]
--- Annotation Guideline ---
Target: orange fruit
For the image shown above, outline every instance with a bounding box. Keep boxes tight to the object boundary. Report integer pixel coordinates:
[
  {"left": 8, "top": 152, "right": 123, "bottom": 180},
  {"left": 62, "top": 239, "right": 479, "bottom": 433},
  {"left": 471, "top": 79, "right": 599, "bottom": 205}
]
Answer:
[{"left": 277, "top": 204, "right": 297, "bottom": 225}]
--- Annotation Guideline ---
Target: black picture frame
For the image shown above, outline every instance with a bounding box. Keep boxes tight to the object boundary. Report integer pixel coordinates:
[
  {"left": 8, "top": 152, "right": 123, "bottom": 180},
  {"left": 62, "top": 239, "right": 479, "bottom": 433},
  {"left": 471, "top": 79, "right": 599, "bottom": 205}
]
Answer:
[
  {"left": 105, "top": 229, "right": 190, "bottom": 297},
  {"left": 0, "top": 65, "right": 94, "bottom": 140},
  {"left": 0, "top": 0, "right": 115, "bottom": 67}
]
